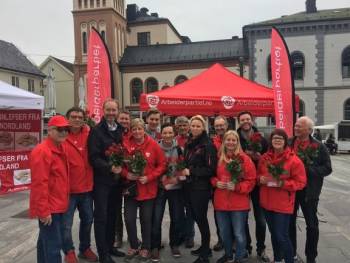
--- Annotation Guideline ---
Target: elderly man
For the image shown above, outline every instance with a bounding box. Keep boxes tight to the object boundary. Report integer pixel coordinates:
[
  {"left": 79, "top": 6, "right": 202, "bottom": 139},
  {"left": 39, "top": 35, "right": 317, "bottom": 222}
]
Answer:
[
  {"left": 289, "top": 116, "right": 332, "bottom": 263},
  {"left": 30, "top": 115, "right": 70, "bottom": 263},
  {"left": 62, "top": 107, "right": 97, "bottom": 263},
  {"left": 88, "top": 99, "right": 125, "bottom": 263}
]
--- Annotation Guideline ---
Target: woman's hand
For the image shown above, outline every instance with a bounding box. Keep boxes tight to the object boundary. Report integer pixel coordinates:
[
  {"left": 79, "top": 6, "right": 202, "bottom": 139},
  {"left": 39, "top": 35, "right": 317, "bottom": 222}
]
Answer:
[
  {"left": 111, "top": 165, "right": 122, "bottom": 174},
  {"left": 216, "top": 181, "right": 227, "bottom": 189},
  {"left": 226, "top": 182, "right": 235, "bottom": 191},
  {"left": 39, "top": 215, "right": 52, "bottom": 226},
  {"left": 139, "top": 176, "right": 148, "bottom": 185},
  {"left": 259, "top": 176, "right": 268, "bottom": 185},
  {"left": 182, "top": 168, "right": 190, "bottom": 177},
  {"left": 127, "top": 172, "right": 139, "bottom": 181}
]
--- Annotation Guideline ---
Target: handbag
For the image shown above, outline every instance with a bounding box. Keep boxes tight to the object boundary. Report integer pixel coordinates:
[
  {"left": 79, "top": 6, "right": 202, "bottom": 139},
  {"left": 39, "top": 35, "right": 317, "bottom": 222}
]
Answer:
[{"left": 122, "top": 181, "right": 138, "bottom": 198}]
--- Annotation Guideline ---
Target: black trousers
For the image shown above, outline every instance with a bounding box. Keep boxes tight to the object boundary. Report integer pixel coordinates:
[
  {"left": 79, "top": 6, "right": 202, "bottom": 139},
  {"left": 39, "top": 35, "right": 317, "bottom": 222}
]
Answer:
[
  {"left": 115, "top": 185, "right": 124, "bottom": 241},
  {"left": 188, "top": 189, "right": 211, "bottom": 258},
  {"left": 289, "top": 190, "right": 319, "bottom": 261},
  {"left": 124, "top": 197, "right": 154, "bottom": 250},
  {"left": 93, "top": 183, "right": 121, "bottom": 259},
  {"left": 245, "top": 185, "right": 267, "bottom": 254}
]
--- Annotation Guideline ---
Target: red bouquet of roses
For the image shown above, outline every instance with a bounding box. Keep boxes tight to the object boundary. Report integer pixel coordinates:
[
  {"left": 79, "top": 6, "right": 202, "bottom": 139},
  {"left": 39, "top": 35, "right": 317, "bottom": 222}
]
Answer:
[
  {"left": 247, "top": 132, "right": 263, "bottom": 153},
  {"left": 85, "top": 109, "right": 96, "bottom": 128},
  {"left": 125, "top": 150, "right": 147, "bottom": 176},
  {"left": 226, "top": 155, "right": 244, "bottom": 184},
  {"left": 105, "top": 143, "right": 125, "bottom": 167},
  {"left": 297, "top": 142, "right": 319, "bottom": 166}
]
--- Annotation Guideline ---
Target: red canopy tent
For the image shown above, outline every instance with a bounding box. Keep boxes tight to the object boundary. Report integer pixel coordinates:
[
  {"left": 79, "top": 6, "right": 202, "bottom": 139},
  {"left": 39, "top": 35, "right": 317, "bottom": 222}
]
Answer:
[{"left": 139, "top": 63, "right": 298, "bottom": 117}]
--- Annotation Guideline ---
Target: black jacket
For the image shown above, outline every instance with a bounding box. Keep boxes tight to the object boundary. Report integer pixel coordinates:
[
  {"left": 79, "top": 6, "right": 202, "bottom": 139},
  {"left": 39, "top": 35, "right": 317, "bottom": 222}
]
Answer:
[
  {"left": 184, "top": 131, "right": 217, "bottom": 191},
  {"left": 290, "top": 135, "right": 332, "bottom": 199},
  {"left": 88, "top": 117, "right": 124, "bottom": 185}
]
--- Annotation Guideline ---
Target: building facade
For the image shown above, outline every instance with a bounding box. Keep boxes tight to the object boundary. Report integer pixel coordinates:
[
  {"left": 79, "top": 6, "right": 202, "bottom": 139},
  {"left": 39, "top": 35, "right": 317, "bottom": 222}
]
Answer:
[{"left": 243, "top": 0, "right": 350, "bottom": 125}]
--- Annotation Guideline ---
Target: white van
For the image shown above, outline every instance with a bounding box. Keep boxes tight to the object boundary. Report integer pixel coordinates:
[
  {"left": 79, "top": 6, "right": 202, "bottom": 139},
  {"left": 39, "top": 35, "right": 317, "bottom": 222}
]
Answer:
[{"left": 314, "top": 121, "right": 350, "bottom": 152}]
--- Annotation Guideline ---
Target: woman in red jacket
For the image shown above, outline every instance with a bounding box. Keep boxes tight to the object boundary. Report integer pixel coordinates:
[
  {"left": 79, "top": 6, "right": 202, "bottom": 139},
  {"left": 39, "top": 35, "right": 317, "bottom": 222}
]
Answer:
[
  {"left": 122, "top": 118, "right": 166, "bottom": 262},
  {"left": 258, "top": 129, "right": 307, "bottom": 263},
  {"left": 211, "top": 130, "right": 256, "bottom": 263}
]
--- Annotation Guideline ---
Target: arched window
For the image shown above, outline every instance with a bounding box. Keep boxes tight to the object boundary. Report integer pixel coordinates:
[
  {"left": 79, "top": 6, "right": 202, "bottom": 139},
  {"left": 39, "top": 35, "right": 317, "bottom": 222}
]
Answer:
[
  {"left": 84, "top": 0, "right": 88, "bottom": 8},
  {"left": 78, "top": 0, "right": 82, "bottom": 8},
  {"left": 102, "top": 0, "right": 106, "bottom": 7},
  {"left": 344, "top": 98, "right": 350, "bottom": 120},
  {"left": 299, "top": 99, "right": 305, "bottom": 117},
  {"left": 96, "top": 0, "right": 100, "bottom": 7},
  {"left": 291, "top": 51, "right": 305, "bottom": 80},
  {"left": 174, "top": 75, "right": 188, "bottom": 85},
  {"left": 145, "top": 77, "right": 158, "bottom": 93},
  {"left": 90, "top": 0, "right": 94, "bottom": 8},
  {"left": 82, "top": 31, "right": 87, "bottom": 54},
  {"left": 267, "top": 54, "right": 272, "bottom": 81},
  {"left": 130, "top": 78, "right": 143, "bottom": 104},
  {"left": 342, "top": 46, "right": 350, "bottom": 78}
]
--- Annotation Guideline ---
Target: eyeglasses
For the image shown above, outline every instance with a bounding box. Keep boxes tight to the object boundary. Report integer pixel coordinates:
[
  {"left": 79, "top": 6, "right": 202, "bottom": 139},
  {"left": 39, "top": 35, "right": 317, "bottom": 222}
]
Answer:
[
  {"left": 272, "top": 136, "right": 285, "bottom": 141},
  {"left": 53, "top": 127, "right": 69, "bottom": 133}
]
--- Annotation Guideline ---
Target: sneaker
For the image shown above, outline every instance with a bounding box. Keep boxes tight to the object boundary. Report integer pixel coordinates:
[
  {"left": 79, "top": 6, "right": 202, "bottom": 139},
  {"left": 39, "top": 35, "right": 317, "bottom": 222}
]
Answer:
[
  {"left": 216, "top": 254, "right": 234, "bottom": 263},
  {"left": 139, "top": 249, "right": 150, "bottom": 262},
  {"left": 151, "top": 248, "right": 160, "bottom": 262},
  {"left": 78, "top": 248, "right": 98, "bottom": 262},
  {"left": 65, "top": 250, "right": 78, "bottom": 263},
  {"left": 213, "top": 240, "right": 224, "bottom": 251},
  {"left": 124, "top": 248, "right": 138, "bottom": 262},
  {"left": 171, "top": 246, "right": 181, "bottom": 258},
  {"left": 185, "top": 238, "right": 195, "bottom": 248},
  {"left": 257, "top": 250, "right": 270, "bottom": 262},
  {"left": 193, "top": 257, "right": 209, "bottom": 263}
]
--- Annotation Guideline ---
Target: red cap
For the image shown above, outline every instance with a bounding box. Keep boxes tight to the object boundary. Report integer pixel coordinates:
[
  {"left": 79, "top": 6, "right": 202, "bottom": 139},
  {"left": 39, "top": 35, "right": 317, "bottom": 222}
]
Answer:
[{"left": 48, "top": 115, "right": 69, "bottom": 127}]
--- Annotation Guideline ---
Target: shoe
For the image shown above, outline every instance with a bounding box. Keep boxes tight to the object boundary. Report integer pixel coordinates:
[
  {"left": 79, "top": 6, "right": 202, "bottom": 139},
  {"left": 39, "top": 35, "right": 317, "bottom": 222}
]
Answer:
[
  {"left": 124, "top": 248, "right": 138, "bottom": 262},
  {"left": 171, "top": 246, "right": 181, "bottom": 258},
  {"left": 139, "top": 249, "right": 150, "bottom": 262},
  {"left": 216, "top": 254, "right": 234, "bottom": 263},
  {"left": 110, "top": 247, "right": 125, "bottom": 257},
  {"left": 100, "top": 254, "right": 116, "bottom": 263},
  {"left": 306, "top": 259, "right": 316, "bottom": 263},
  {"left": 193, "top": 256, "right": 209, "bottom": 263},
  {"left": 213, "top": 240, "right": 224, "bottom": 251},
  {"left": 65, "top": 250, "right": 78, "bottom": 263},
  {"left": 185, "top": 238, "right": 195, "bottom": 248},
  {"left": 257, "top": 250, "right": 270, "bottom": 262},
  {"left": 114, "top": 238, "right": 123, "bottom": 248},
  {"left": 151, "top": 248, "right": 160, "bottom": 262},
  {"left": 191, "top": 247, "right": 212, "bottom": 257},
  {"left": 78, "top": 248, "right": 98, "bottom": 262}
]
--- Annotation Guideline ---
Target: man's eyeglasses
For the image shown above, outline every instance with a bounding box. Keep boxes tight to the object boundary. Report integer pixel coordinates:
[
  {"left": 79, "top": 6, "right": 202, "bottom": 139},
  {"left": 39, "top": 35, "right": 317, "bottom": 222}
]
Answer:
[{"left": 53, "top": 127, "right": 69, "bottom": 133}]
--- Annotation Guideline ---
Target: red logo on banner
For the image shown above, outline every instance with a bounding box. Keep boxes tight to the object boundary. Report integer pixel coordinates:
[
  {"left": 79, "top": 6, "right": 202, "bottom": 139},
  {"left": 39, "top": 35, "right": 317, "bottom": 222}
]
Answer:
[
  {"left": 87, "top": 28, "right": 112, "bottom": 123},
  {"left": 146, "top": 95, "right": 160, "bottom": 108},
  {"left": 221, "top": 96, "right": 235, "bottom": 109},
  {"left": 271, "top": 27, "right": 295, "bottom": 137}
]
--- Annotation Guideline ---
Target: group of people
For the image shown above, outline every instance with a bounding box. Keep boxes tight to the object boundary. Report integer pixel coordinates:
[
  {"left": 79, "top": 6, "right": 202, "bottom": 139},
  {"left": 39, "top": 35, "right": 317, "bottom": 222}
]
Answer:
[{"left": 29, "top": 98, "right": 332, "bottom": 263}]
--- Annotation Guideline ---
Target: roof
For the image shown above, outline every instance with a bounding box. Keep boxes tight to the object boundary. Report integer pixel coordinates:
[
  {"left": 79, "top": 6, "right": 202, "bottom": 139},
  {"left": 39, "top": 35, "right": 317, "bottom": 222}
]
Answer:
[
  {"left": 51, "top": 57, "right": 74, "bottom": 73},
  {"left": 245, "top": 7, "right": 350, "bottom": 27},
  {"left": 0, "top": 40, "right": 45, "bottom": 78},
  {"left": 120, "top": 39, "right": 246, "bottom": 67}
]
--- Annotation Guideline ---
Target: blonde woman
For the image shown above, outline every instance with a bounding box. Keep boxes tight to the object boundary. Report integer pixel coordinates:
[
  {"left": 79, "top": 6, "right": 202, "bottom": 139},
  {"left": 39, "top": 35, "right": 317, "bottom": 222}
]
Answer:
[
  {"left": 211, "top": 131, "right": 256, "bottom": 263},
  {"left": 182, "top": 115, "right": 217, "bottom": 263}
]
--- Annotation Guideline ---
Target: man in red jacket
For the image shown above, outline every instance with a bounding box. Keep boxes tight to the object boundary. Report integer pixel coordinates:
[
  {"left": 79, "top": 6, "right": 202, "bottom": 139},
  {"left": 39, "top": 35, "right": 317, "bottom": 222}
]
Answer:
[
  {"left": 30, "top": 115, "right": 70, "bottom": 263},
  {"left": 62, "top": 107, "right": 98, "bottom": 263}
]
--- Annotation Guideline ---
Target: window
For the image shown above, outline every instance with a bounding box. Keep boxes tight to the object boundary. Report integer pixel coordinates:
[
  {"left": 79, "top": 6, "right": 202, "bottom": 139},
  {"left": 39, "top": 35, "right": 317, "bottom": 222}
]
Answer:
[
  {"left": 96, "top": 0, "right": 100, "bottom": 7},
  {"left": 291, "top": 51, "right": 305, "bottom": 80},
  {"left": 299, "top": 99, "right": 305, "bottom": 117},
  {"left": 78, "top": 0, "right": 82, "bottom": 8},
  {"left": 90, "top": 0, "right": 94, "bottom": 8},
  {"left": 102, "top": 0, "right": 106, "bottom": 7},
  {"left": 267, "top": 54, "right": 272, "bottom": 81},
  {"left": 28, "top": 79, "right": 35, "bottom": 92},
  {"left": 146, "top": 77, "right": 158, "bottom": 93},
  {"left": 11, "top": 76, "right": 19, "bottom": 87},
  {"left": 342, "top": 46, "right": 350, "bottom": 78},
  {"left": 137, "top": 32, "right": 150, "bottom": 46},
  {"left": 101, "top": 30, "right": 106, "bottom": 41},
  {"left": 344, "top": 98, "right": 350, "bottom": 120},
  {"left": 130, "top": 78, "right": 143, "bottom": 104},
  {"left": 82, "top": 32, "right": 87, "bottom": 54},
  {"left": 84, "top": 0, "right": 88, "bottom": 8},
  {"left": 174, "top": 75, "right": 188, "bottom": 85}
]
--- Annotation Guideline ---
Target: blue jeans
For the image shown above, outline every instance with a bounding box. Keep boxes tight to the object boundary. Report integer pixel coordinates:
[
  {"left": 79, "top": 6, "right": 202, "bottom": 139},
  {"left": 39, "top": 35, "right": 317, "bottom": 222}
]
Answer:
[
  {"left": 151, "top": 188, "right": 184, "bottom": 248},
  {"left": 264, "top": 209, "right": 293, "bottom": 263},
  {"left": 62, "top": 192, "right": 93, "bottom": 253},
  {"left": 216, "top": 210, "right": 248, "bottom": 260},
  {"left": 37, "top": 213, "right": 64, "bottom": 263}
]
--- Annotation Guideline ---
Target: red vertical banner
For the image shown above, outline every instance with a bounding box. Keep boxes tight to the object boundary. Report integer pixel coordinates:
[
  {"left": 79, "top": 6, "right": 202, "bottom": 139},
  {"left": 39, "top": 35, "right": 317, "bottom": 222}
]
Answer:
[
  {"left": 87, "top": 28, "right": 113, "bottom": 123},
  {"left": 271, "top": 27, "right": 296, "bottom": 137},
  {"left": 0, "top": 110, "right": 42, "bottom": 194}
]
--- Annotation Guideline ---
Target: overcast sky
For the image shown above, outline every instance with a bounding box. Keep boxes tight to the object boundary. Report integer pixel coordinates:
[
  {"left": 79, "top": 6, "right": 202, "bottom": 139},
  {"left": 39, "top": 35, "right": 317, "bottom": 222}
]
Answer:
[{"left": 0, "top": 0, "right": 349, "bottom": 65}]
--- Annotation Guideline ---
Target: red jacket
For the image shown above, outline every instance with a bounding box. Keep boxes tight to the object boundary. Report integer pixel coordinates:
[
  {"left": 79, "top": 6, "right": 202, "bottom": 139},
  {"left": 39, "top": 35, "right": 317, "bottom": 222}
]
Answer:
[
  {"left": 212, "top": 135, "right": 223, "bottom": 151},
  {"left": 64, "top": 126, "right": 93, "bottom": 193},
  {"left": 258, "top": 148, "right": 307, "bottom": 214},
  {"left": 29, "top": 138, "right": 69, "bottom": 218},
  {"left": 123, "top": 134, "right": 166, "bottom": 201},
  {"left": 211, "top": 152, "right": 256, "bottom": 211}
]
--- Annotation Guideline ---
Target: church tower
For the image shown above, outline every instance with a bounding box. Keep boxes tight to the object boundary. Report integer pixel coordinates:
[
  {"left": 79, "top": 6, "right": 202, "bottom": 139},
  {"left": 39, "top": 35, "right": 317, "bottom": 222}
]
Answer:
[{"left": 72, "top": 0, "right": 127, "bottom": 106}]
